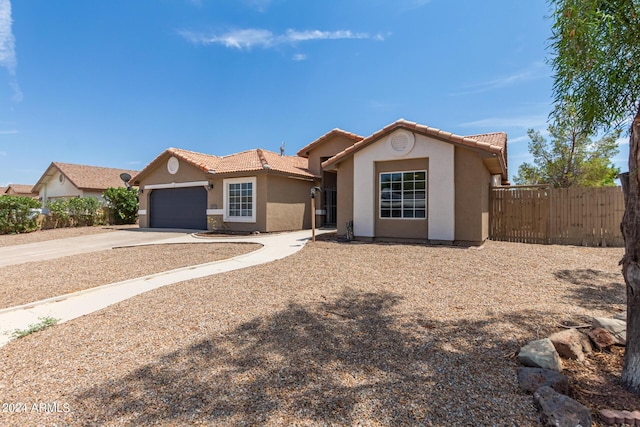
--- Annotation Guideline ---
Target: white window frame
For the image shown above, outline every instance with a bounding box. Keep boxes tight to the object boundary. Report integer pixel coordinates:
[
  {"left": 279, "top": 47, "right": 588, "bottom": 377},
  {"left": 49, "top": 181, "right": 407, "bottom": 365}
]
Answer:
[
  {"left": 223, "top": 177, "right": 257, "bottom": 223},
  {"left": 379, "top": 170, "right": 427, "bottom": 220}
]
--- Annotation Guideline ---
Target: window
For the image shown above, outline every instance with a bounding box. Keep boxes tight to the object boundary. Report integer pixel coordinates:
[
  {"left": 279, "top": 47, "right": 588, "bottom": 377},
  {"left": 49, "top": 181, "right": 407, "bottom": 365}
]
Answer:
[
  {"left": 223, "top": 177, "right": 256, "bottom": 222},
  {"left": 380, "top": 171, "right": 426, "bottom": 219}
]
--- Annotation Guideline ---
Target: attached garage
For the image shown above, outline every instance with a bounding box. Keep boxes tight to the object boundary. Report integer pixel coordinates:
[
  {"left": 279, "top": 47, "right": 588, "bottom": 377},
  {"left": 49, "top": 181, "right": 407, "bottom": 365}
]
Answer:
[{"left": 149, "top": 186, "right": 207, "bottom": 229}]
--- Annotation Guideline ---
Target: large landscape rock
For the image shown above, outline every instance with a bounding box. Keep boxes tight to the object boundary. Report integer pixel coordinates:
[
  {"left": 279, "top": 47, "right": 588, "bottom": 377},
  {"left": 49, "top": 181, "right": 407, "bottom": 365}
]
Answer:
[
  {"left": 549, "top": 329, "right": 588, "bottom": 361},
  {"left": 534, "top": 386, "right": 592, "bottom": 427},
  {"left": 517, "top": 367, "right": 569, "bottom": 394},
  {"left": 593, "top": 317, "right": 626, "bottom": 345},
  {"left": 518, "top": 338, "right": 563, "bottom": 371},
  {"left": 587, "top": 327, "right": 616, "bottom": 350}
]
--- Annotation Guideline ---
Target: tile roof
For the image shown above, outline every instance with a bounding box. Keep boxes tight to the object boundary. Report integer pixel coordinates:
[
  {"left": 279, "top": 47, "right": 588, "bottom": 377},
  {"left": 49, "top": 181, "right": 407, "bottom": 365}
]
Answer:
[
  {"left": 321, "top": 119, "right": 508, "bottom": 179},
  {"left": 0, "top": 186, "right": 7, "bottom": 194},
  {"left": 131, "top": 147, "right": 317, "bottom": 184},
  {"left": 33, "top": 163, "right": 140, "bottom": 193},
  {"left": 297, "top": 129, "right": 364, "bottom": 158}
]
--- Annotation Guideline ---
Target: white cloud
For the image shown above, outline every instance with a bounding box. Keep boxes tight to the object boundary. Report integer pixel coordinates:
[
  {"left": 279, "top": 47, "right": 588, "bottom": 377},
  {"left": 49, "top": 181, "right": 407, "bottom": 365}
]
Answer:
[
  {"left": 0, "top": 129, "right": 18, "bottom": 134},
  {"left": 0, "top": 0, "right": 15, "bottom": 73},
  {"left": 460, "top": 114, "right": 548, "bottom": 130},
  {"left": 452, "top": 62, "right": 549, "bottom": 96},
  {"left": 180, "top": 28, "right": 387, "bottom": 50},
  {"left": 0, "top": 0, "right": 21, "bottom": 101},
  {"left": 292, "top": 53, "right": 307, "bottom": 61}
]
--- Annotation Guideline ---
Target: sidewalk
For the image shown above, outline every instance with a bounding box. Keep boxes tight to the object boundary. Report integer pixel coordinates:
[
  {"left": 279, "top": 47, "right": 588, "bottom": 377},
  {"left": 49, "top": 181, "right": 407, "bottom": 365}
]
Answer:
[{"left": 0, "top": 229, "right": 334, "bottom": 349}]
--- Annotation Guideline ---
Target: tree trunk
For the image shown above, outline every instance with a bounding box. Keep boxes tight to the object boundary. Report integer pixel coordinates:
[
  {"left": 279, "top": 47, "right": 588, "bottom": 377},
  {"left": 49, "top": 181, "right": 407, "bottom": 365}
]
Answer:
[{"left": 621, "top": 103, "right": 640, "bottom": 393}]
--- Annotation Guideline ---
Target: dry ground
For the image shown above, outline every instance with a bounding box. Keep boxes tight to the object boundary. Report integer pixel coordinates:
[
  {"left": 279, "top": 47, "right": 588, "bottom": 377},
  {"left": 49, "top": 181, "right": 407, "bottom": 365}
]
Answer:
[
  {"left": 0, "top": 236, "right": 636, "bottom": 426},
  {"left": 0, "top": 243, "right": 261, "bottom": 309},
  {"left": 0, "top": 225, "right": 126, "bottom": 247}
]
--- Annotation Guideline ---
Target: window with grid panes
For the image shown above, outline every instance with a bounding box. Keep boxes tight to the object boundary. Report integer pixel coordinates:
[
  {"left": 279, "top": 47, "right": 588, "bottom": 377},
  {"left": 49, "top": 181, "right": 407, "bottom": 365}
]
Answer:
[
  {"left": 379, "top": 171, "right": 426, "bottom": 219},
  {"left": 228, "top": 182, "right": 253, "bottom": 218}
]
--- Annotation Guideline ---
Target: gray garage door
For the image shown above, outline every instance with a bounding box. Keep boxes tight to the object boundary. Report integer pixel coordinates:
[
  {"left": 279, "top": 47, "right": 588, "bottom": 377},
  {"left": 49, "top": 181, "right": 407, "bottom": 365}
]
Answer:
[{"left": 149, "top": 187, "right": 207, "bottom": 229}]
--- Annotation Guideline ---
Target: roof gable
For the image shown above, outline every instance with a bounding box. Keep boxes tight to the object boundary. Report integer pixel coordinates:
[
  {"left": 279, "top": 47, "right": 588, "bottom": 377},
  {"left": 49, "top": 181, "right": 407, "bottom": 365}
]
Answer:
[
  {"left": 321, "top": 119, "right": 508, "bottom": 180},
  {"left": 297, "top": 129, "right": 364, "bottom": 158},
  {"left": 33, "top": 162, "right": 140, "bottom": 193},
  {"left": 131, "top": 147, "right": 318, "bottom": 184},
  {"left": 5, "top": 184, "right": 37, "bottom": 196}
]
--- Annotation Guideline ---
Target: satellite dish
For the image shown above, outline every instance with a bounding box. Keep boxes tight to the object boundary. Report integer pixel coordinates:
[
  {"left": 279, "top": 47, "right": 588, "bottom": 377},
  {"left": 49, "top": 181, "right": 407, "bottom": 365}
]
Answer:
[{"left": 120, "top": 173, "right": 132, "bottom": 184}]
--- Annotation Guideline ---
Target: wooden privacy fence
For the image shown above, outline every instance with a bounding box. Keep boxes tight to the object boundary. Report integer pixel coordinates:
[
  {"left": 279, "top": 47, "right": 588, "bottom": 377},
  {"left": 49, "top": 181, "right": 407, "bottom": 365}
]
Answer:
[{"left": 490, "top": 186, "right": 625, "bottom": 246}]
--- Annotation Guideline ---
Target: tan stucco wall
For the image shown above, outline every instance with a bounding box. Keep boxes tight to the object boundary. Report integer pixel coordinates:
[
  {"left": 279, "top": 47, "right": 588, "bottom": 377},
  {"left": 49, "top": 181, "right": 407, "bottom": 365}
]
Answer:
[
  {"left": 136, "top": 155, "right": 211, "bottom": 228},
  {"left": 336, "top": 157, "right": 354, "bottom": 236},
  {"left": 374, "top": 158, "right": 429, "bottom": 239},
  {"left": 265, "top": 175, "right": 315, "bottom": 232},
  {"left": 454, "top": 147, "right": 491, "bottom": 243},
  {"left": 306, "top": 135, "right": 358, "bottom": 176}
]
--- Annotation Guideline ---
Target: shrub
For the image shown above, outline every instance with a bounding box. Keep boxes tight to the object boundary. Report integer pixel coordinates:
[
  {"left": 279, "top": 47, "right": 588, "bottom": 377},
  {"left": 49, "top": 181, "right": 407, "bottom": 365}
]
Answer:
[
  {"left": 103, "top": 187, "right": 138, "bottom": 225},
  {"left": 45, "top": 197, "right": 105, "bottom": 228},
  {"left": 0, "top": 195, "right": 40, "bottom": 234},
  {"left": 66, "top": 197, "right": 104, "bottom": 226}
]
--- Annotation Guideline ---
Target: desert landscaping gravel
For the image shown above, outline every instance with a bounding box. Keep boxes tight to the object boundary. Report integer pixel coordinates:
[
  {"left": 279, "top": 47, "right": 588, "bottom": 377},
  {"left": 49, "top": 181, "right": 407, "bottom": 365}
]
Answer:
[
  {"left": 0, "top": 243, "right": 262, "bottom": 309},
  {"left": 0, "top": 226, "right": 122, "bottom": 248},
  {"left": 0, "top": 238, "right": 628, "bottom": 426}
]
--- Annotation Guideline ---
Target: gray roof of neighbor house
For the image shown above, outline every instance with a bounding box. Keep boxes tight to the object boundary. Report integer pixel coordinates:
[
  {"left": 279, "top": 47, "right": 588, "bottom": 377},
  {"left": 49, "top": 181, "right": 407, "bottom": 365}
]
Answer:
[
  {"left": 130, "top": 147, "right": 318, "bottom": 185},
  {"left": 321, "top": 119, "right": 508, "bottom": 183},
  {"left": 32, "top": 162, "right": 140, "bottom": 193}
]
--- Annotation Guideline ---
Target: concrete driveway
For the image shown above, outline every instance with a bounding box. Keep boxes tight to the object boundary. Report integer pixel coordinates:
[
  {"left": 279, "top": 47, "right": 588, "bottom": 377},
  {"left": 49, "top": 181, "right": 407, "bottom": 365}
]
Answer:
[{"left": 0, "top": 228, "right": 204, "bottom": 267}]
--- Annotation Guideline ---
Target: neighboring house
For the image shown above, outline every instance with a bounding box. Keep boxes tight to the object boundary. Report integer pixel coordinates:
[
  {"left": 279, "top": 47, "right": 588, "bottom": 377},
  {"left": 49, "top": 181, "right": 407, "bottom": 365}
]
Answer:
[
  {"left": 3, "top": 184, "right": 38, "bottom": 198},
  {"left": 32, "top": 162, "right": 139, "bottom": 206},
  {"left": 132, "top": 118, "right": 508, "bottom": 244},
  {"left": 312, "top": 119, "right": 508, "bottom": 245},
  {"left": 129, "top": 148, "right": 320, "bottom": 231},
  {"left": 0, "top": 186, "right": 8, "bottom": 195}
]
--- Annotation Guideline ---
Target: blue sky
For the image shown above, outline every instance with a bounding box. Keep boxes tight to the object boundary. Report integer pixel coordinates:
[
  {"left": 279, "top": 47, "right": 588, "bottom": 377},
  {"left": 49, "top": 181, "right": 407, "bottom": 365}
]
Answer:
[{"left": 0, "top": 0, "right": 630, "bottom": 187}]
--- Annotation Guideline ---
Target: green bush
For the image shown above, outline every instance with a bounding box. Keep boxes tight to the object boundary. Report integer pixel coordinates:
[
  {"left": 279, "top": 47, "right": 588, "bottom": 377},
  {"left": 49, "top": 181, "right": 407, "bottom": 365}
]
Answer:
[
  {"left": 103, "top": 187, "right": 138, "bottom": 225},
  {"left": 45, "top": 197, "right": 105, "bottom": 228},
  {"left": 67, "top": 197, "right": 104, "bottom": 226},
  {"left": 45, "top": 199, "right": 71, "bottom": 228},
  {"left": 0, "top": 195, "right": 40, "bottom": 234}
]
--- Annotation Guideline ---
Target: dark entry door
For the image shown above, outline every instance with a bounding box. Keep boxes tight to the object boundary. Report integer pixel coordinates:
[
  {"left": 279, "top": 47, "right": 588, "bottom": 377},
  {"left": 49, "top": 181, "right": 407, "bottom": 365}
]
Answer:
[
  {"left": 149, "top": 187, "right": 207, "bottom": 229},
  {"left": 324, "top": 188, "right": 337, "bottom": 225}
]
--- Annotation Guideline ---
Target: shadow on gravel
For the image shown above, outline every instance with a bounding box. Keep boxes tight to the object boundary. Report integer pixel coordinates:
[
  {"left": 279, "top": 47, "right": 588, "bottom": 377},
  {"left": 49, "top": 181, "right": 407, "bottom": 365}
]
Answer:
[
  {"left": 76, "top": 290, "right": 547, "bottom": 425},
  {"left": 554, "top": 268, "right": 625, "bottom": 310}
]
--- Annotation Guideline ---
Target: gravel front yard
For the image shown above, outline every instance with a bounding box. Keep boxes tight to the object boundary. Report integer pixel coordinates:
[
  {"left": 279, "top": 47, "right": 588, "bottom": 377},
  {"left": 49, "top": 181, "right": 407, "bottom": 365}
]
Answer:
[
  {"left": 0, "top": 238, "right": 628, "bottom": 426},
  {"left": 0, "top": 243, "right": 261, "bottom": 309},
  {"left": 0, "top": 226, "right": 126, "bottom": 248}
]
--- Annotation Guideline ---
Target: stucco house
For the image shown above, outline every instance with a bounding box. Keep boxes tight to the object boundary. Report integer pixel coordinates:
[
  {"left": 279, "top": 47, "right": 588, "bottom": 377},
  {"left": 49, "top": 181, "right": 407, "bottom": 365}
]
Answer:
[
  {"left": 2, "top": 184, "right": 38, "bottom": 198},
  {"left": 308, "top": 119, "right": 508, "bottom": 245},
  {"left": 32, "top": 162, "right": 139, "bottom": 206},
  {"left": 129, "top": 148, "right": 320, "bottom": 231},
  {"left": 132, "top": 118, "right": 507, "bottom": 244}
]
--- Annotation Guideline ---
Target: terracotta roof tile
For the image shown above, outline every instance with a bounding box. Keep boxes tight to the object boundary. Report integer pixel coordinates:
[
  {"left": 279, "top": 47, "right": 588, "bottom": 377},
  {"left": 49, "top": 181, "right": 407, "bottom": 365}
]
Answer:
[
  {"left": 212, "top": 149, "right": 317, "bottom": 178},
  {"left": 297, "top": 128, "right": 364, "bottom": 158},
  {"left": 131, "top": 147, "right": 318, "bottom": 184},
  {"left": 321, "top": 119, "right": 508, "bottom": 179},
  {"left": 0, "top": 186, "right": 7, "bottom": 194}
]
